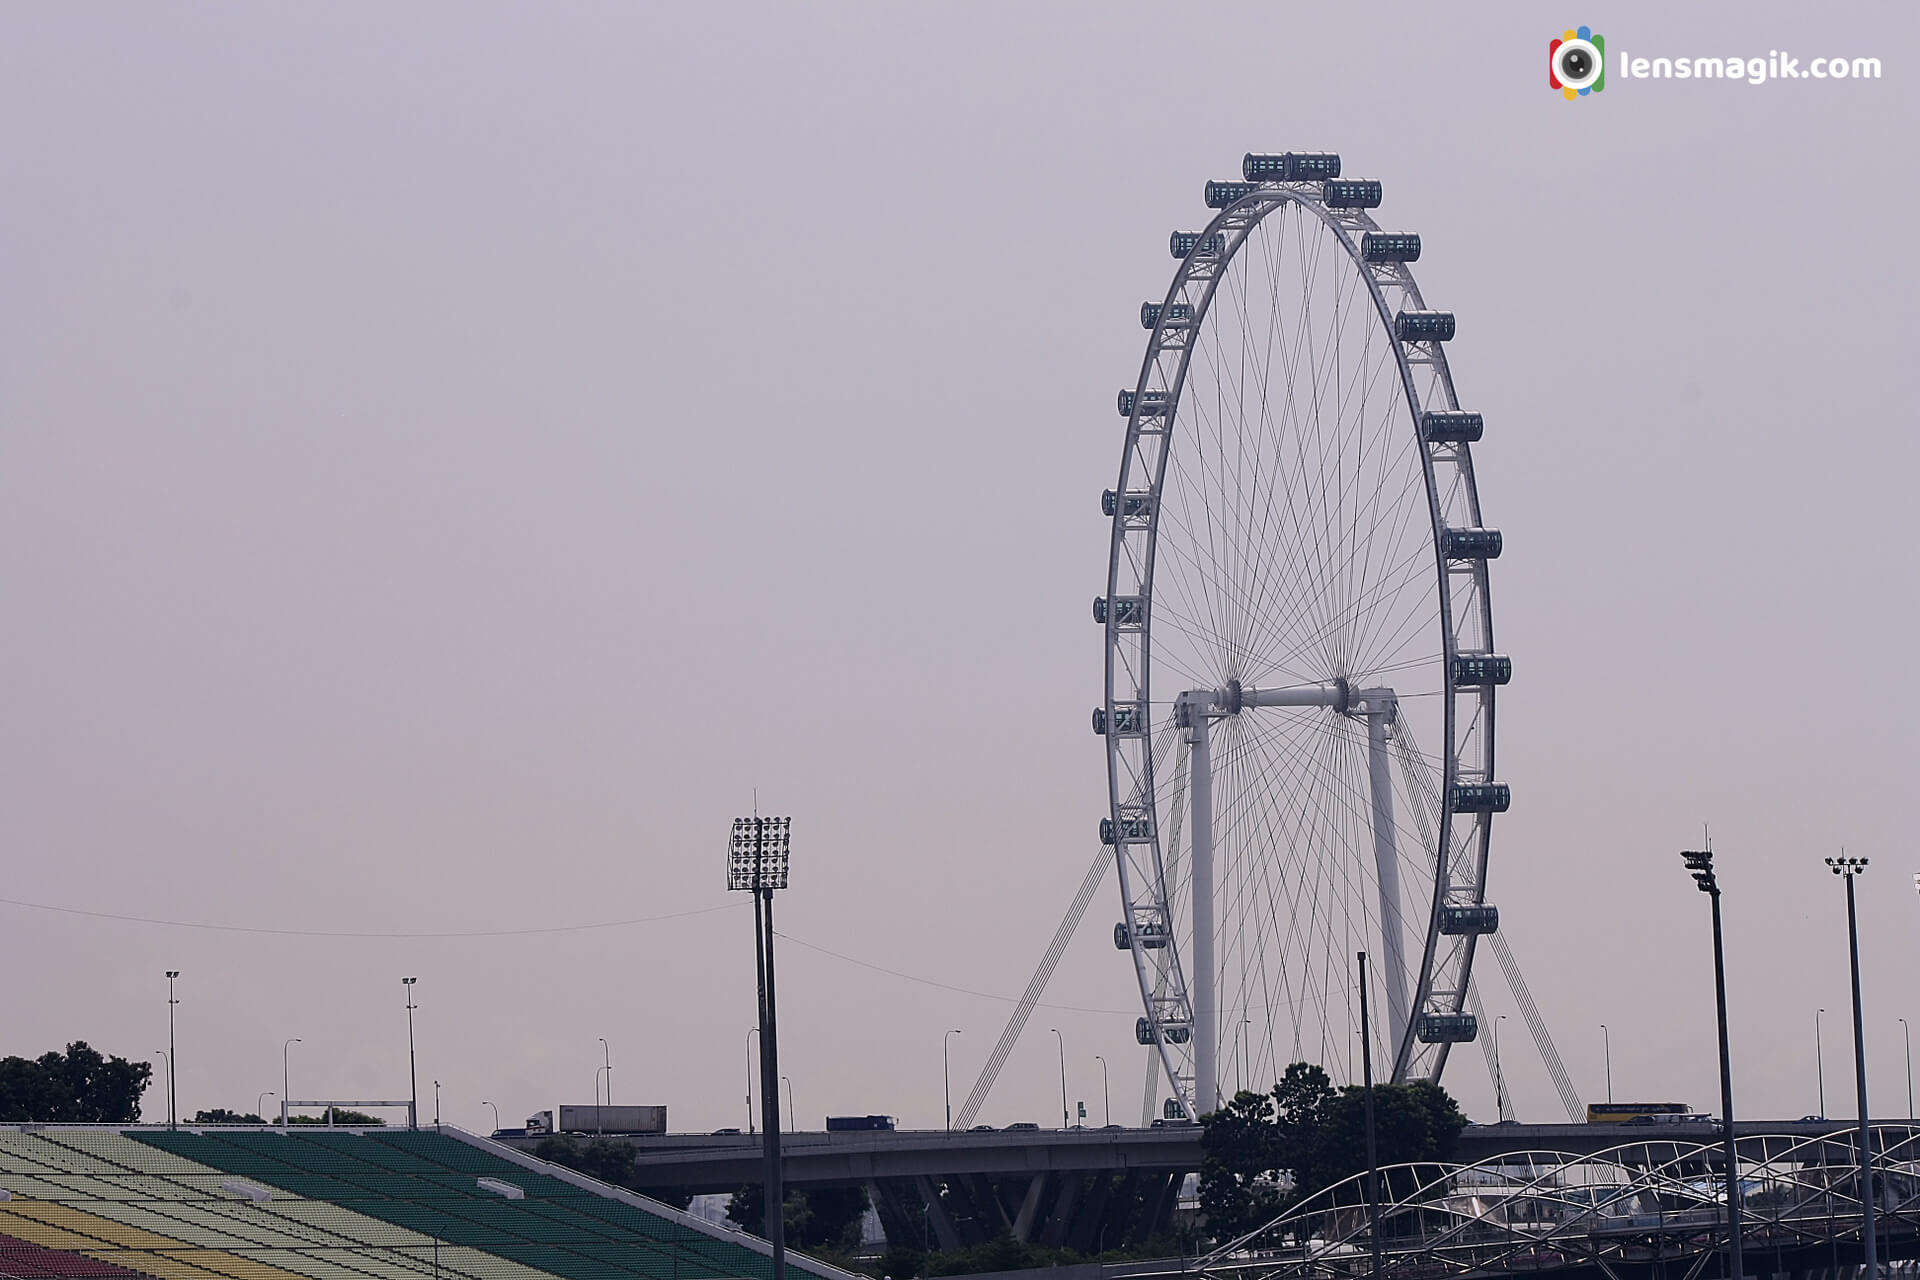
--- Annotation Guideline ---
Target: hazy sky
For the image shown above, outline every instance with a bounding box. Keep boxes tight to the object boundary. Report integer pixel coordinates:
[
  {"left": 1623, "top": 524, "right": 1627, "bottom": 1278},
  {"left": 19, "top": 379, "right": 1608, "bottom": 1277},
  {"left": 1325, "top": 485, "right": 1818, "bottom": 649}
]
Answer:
[{"left": 3, "top": 3, "right": 1916, "bottom": 1137}]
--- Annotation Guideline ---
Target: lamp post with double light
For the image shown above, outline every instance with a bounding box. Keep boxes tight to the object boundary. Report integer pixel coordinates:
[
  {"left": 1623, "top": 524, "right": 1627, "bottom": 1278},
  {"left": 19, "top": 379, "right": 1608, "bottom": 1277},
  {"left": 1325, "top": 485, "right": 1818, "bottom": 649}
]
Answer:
[
  {"left": 164, "top": 972, "right": 180, "bottom": 1129},
  {"left": 1827, "top": 854, "right": 1876, "bottom": 1280},
  {"left": 1682, "top": 843, "right": 1743, "bottom": 1280},
  {"left": 402, "top": 978, "right": 420, "bottom": 1131}
]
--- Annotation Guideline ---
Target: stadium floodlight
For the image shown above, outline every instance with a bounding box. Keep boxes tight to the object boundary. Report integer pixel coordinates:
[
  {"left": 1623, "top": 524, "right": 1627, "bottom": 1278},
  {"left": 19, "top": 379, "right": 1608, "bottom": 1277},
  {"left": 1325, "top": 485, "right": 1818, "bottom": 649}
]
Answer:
[
  {"left": 728, "top": 817, "right": 791, "bottom": 891},
  {"left": 729, "top": 814, "right": 792, "bottom": 1280}
]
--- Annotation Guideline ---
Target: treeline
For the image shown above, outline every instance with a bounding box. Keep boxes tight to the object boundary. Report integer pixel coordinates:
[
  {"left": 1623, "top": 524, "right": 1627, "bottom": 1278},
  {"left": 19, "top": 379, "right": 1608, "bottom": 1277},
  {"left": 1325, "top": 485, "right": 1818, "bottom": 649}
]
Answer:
[{"left": 0, "top": 1042, "right": 151, "bottom": 1123}]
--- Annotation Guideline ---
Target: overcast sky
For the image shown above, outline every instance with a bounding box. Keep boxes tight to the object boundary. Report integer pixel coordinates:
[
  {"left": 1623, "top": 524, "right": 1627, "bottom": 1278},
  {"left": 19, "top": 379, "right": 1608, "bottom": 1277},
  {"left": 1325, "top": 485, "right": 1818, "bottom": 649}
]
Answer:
[{"left": 3, "top": 2, "right": 1916, "bottom": 1137}]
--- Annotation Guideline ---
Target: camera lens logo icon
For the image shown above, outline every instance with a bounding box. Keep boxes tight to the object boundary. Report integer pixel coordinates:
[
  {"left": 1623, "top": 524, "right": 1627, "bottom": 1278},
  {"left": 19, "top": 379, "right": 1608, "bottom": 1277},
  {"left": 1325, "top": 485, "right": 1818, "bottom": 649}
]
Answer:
[{"left": 1549, "top": 26, "right": 1606, "bottom": 99}]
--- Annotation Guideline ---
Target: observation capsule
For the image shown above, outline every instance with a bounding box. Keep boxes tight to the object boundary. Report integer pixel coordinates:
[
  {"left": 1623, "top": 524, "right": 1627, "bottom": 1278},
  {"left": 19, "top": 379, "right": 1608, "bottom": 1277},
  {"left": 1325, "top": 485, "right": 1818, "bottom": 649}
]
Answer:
[
  {"left": 1114, "top": 921, "right": 1169, "bottom": 950},
  {"left": 1093, "top": 595, "right": 1144, "bottom": 626},
  {"left": 1118, "top": 388, "right": 1172, "bottom": 417},
  {"left": 1169, "top": 231, "right": 1226, "bottom": 260},
  {"left": 1243, "top": 152, "right": 1342, "bottom": 182},
  {"left": 1099, "top": 815, "right": 1154, "bottom": 845},
  {"left": 1422, "top": 411, "right": 1484, "bottom": 443},
  {"left": 1204, "top": 180, "right": 1259, "bottom": 208},
  {"left": 1361, "top": 232, "right": 1422, "bottom": 264},
  {"left": 1440, "top": 904, "right": 1500, "bottom": 936},
  {"left": 1140, "top": 302, "right": 1194, "bottom": 329},
  {"left": 1443, "top": 527, "right": 1504, "bottom": 560},
  {"left": 1395, "top": 310, "right": 1457, "bottom": 342},
  {"left": 1102, "top": 489, "right": 1154, "bottom": 518},
  {"left": 1452, "top": 782, "right": 1512, "bottom": 813},
  {"left": 1450, "top": 654, "right": 1512, "bottom": 686},
  {"left": 1416, "top": 1012, "right": 1479, "bottom": 1044},
  {"left": 1136, "top": 1017, "right": 1192, "bottom": 1046},
  {"left": 1091, "top": 704, "right": 1143, "bottom": 736},
  {"left": 1322, "top": 179, "right": 1382, "bottom": 209}
]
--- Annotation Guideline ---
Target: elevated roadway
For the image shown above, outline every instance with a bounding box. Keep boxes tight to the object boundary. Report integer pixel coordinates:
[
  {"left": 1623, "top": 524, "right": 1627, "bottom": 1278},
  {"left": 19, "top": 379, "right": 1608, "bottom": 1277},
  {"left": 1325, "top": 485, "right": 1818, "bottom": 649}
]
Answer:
[
  {"left": 501, "top": 1118, "right": 1883, "bottom": 1191},
  {"left": 498, "top": 1125, "right": 1205, "bottom": 1192}
]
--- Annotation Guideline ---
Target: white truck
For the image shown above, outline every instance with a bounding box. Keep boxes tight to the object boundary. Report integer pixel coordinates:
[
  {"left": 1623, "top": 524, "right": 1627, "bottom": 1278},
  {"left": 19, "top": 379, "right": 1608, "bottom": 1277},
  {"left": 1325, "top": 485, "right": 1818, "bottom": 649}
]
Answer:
[{"left": 525, "top": 1104, "right": 667, "bottom": 1136}]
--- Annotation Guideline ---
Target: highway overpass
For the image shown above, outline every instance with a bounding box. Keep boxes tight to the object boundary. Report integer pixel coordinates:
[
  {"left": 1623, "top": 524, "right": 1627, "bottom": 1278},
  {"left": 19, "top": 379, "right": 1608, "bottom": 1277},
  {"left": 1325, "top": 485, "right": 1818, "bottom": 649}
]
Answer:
[{"left": 500, "top": 1118, "right": 1907, "bottom": 1254}]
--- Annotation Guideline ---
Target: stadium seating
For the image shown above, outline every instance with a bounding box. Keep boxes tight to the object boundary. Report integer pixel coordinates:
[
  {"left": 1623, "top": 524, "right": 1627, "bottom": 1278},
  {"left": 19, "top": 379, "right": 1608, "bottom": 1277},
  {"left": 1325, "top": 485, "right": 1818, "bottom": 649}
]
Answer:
[{"left": 0, "top": 1129, "right": 821, "bottom": 1280}]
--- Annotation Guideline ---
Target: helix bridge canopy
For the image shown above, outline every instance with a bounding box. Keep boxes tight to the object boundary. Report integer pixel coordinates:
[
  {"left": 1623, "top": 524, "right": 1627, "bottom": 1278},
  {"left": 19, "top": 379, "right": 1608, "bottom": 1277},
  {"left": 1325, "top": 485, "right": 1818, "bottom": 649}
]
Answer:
[{"left": 1179, "top": 1126, "right": 1920, "bottom": 1280}]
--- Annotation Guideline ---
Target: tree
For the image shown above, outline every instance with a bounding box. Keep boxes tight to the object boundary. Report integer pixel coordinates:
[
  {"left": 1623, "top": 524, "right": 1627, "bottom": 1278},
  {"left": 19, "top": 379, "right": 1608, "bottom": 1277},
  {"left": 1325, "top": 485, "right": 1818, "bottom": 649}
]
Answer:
[
  {"left": 1197, "top": 1061, "right": 1467, "bottom": 1243},
  {"left": 289, "top": 1108, "right": 386, "bottom": 1126},
  {"left": 192, "top": 1109, "right": 267, "bottom": 1125},
  {"left": 1197, "top": 1089, "right": 1286, "bottom": 1242},
  {"left": 535, "top": 1137, "right": 694, "bottom": 1210},
  {"left": 0, "top": 1042, "right": 151, "bottom": 1123},
  {"left": 726, "top": 1184, "right": 869, "bottom": 1251},
  {"left": 1309, "top": 1078, "right": 1466, "bottom": 1195}
]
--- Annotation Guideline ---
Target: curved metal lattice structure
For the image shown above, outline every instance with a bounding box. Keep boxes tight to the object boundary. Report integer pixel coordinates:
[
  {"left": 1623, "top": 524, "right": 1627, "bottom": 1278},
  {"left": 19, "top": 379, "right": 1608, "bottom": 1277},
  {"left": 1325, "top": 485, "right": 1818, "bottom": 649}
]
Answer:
[
  {"left": 1189, "top": 1127, "right": 1920, "bottom": 1280},
  {"left": 1101, "top": 151, "right": 1505, "bottom": 1119}
]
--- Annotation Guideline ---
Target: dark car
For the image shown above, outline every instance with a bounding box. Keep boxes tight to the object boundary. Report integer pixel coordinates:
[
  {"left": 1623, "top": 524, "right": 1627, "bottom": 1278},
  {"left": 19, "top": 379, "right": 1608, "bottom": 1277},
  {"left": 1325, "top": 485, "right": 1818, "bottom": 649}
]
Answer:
[{"left": 1007, "top": 1122, "right": 1040, "bottom": 1131}]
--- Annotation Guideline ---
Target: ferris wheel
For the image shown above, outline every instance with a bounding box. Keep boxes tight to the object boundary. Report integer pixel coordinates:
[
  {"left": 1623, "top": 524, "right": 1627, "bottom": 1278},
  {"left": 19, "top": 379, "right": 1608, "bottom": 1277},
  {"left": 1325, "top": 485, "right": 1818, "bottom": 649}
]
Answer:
[{"left": 1097, "top": 152, "right": 1508, "bottom": 1122}]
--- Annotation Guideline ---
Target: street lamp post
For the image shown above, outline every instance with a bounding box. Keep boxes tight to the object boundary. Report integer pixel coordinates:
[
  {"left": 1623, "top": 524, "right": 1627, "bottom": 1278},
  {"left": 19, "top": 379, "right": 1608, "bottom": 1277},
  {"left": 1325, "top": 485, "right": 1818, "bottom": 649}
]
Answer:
[
  {"left": 1239, "top": 1018, "right": 1252, "bottom": 1096},
  {"left": 782, "top": 1076, "right": 795, "bottom": 1133},
  {"left": 282, "top": 1039, "right": 301, "bottom": 1128},
  {"left": 944, "top": 1030, "right": 961, "bottom": 1131},
  {"left": 482, "top": 1101, "right": 500, "bottom": 1133},
  {"left": 153, "top": 1051, "right": 172, "bottom": 1128},
  {"left": 1817, "top": 1009, "right": 1827, "bottom": 1119},
  {"left": 1601, "top": 1024, "right": 1613, "bottom": 1105},
  {"left": 434, "top": 1080, "right": 440, "bottom": 1127},
  {"left": 1094, "top": 1055, "right": 1111, "bottom": 1128},
  {"left": 164, "top": 972, "right": 180, "bottom": 1130},
  {"left": 1899, "top": 1020, "right": 1914, "bottom": 1121},
  {"left": 1357, "top": 952, "right": 1383, "bottom": 1280},
  {"left": 729, "top": 814, "right": 793, "bottom": 1280},
  {"left": 1049, "top": 1029, "right": 1068, "bottom": 1131},
  {"left": 1492, "top": 1015, "right": 1508, "bottom": 1121},
  {"left": 746, "top": 1028, "right": 758, "bottom": 1135},
  {"left": 259, "top": 1091, "right": 274, "bottom": 1122},
  {"left": 402, "top": 978, "right": 420, "bottom": 1131},
  {"left": 1682, "top": 843, "right": 1744, "bottom": 1280},
  {"left": 1827, "top": 855, "right": 1876, "bottom": 1280}
]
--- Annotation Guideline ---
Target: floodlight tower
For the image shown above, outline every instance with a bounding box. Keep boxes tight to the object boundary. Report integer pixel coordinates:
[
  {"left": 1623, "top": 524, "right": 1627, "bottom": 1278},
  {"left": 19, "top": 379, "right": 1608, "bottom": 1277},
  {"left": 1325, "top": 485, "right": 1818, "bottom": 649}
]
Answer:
[
  {"left": 1828, "top": 854, "right": 1876, "bottom": 1280},
  {"left": 730, "top": 815, "right": 792, "bottom": 1280},
  {"left": 1682, "top": 844, "right": 1743, "bottom": 1280},
  {"left": 164, "top": 971, "right": 180, "bottom": 1130}
]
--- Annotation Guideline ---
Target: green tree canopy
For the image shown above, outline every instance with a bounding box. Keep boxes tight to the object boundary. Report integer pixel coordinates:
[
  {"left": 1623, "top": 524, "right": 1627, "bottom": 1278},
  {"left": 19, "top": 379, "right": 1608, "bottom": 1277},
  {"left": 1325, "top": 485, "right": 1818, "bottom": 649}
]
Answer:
[
  {"left": 726, "top": 1183, "right": 869, "bottom": 1251},
  {"left": 192, "top": 1109, "right": 267, "bottom": 1125},
  {"left": 534, "top": 1137, "right": 694, "bottom": 1210},
  {"left": 0, "top": 1042, "right": 151, "bottom": 1123},
  {"left": 289, "top": 1108, "right": 386, "bottom": 1126},
  {"left": 1198, "top": 1062, "right": 1468, "bottom": 1243}
]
